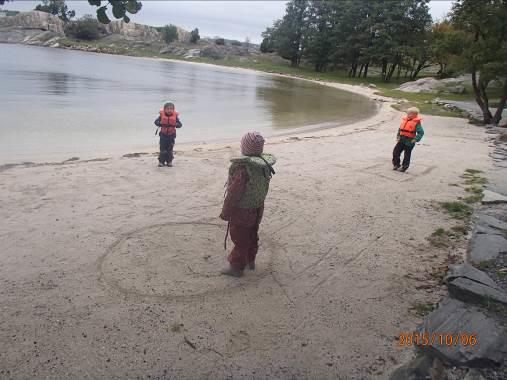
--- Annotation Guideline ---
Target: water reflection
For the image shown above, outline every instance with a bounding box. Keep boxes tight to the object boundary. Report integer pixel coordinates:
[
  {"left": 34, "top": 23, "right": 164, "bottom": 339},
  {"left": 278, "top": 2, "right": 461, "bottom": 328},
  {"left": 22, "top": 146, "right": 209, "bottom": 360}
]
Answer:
[
  {"left": 0, "top": 44, "right": 376, "bottom": 163},
  {"left": 255, "top": 76, "right": 374, "bottom": 130}
]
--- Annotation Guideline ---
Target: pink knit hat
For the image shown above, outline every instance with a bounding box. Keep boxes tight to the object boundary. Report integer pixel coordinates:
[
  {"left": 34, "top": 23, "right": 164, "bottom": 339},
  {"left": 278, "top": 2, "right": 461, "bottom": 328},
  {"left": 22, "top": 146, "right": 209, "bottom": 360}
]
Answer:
[{"left": 240, "top": 131, "right": 265, "bottom": 156}]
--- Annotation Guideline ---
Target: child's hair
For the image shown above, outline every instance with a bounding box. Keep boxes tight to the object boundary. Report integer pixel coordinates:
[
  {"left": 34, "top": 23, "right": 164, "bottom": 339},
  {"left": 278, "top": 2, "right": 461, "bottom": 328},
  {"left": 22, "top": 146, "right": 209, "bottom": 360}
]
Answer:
[
  {"left": 163, "top": 101, "right": 175, "bottom": 109},
  {"left": 407, "top": 107, "right": 420, "bottom": 114}
]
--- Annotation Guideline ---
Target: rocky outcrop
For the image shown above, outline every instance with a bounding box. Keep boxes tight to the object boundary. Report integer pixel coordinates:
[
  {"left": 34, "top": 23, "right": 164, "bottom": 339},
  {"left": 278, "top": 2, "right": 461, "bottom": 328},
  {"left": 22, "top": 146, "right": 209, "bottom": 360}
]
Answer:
[
  {"left": 0, "top": 11, "right": 190, "bottom": 45},
  {"left": 0, "top": 11, "right": 64, "bottom": 44},
  {"left": 0, "top": 10, "right": 64, "bottom": 33}
]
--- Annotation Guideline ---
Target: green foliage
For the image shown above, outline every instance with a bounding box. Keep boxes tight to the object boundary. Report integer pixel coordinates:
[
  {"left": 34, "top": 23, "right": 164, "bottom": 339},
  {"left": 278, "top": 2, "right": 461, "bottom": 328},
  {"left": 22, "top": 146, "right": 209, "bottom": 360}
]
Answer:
[
  {"left": 427, "top": 226, "right": 467, "bottom": 248},
  {"left": 161, "top": 24, "right": 178, "bottom": 44},
  {"left": 190, "top": 28, "right": 200, "bottom": 43},
  {"left": 64, "top": 15, "right": 105, "bottom": 40},
  {"left": 440, "top": 201, "right": 472, "bottom": 219},
  {"left": 215, "top": 38, "right": 225, "bottom": 45},
  {"left": 410, "top": 302, "right": 436, "bottom": 317},
  {"left": 450, "top": 0, "right": 507, "bottom": 124},
  {"left": 35, "top": 0, "right": 75, "bottom": 22},
  {"left": 87, "top": 0, "right": 142, "bottom": 24},
  {"left": 263, "top": 0, "right": 433, "bottom": 78}
]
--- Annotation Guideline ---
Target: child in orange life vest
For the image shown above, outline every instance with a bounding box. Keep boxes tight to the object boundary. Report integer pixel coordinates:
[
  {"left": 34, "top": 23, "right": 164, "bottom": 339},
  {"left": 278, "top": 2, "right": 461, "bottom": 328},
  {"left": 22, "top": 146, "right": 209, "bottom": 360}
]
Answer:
[
  {"left": 220, "top": 132, "right": 276, "bottom": 278},
  {"left": 392, "top": 107, "right": 424, "bottom": 172},
  {"left": 154, "top": 101, "right": 182, "bottom": 167}
]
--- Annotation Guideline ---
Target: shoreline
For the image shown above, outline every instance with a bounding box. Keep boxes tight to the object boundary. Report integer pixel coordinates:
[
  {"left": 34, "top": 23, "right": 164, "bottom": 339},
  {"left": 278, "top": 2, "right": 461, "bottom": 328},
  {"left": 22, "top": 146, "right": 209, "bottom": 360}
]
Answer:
[{"left": 0, "top": 41, "right": 386, "bottom": 166}]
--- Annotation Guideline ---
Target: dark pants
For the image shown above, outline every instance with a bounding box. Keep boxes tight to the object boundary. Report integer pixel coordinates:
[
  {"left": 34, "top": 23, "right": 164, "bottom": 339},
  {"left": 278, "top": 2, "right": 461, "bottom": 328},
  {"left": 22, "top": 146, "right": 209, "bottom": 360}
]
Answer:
[
  {"left": 392, "top": 140, "right": 414, "bottom": 169},
  {"left": 228, "top": 223, "right": 260, "bottom": 270},
  {"left": 159, "top": 134, "right": 175, "bottom": 164}
]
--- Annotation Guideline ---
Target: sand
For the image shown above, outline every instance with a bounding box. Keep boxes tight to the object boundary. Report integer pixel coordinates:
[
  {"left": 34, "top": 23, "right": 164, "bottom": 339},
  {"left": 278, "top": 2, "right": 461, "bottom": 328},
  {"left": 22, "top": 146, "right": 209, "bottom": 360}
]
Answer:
[{"left": 0, "top": 76, "right": 494, "bottom": 379}]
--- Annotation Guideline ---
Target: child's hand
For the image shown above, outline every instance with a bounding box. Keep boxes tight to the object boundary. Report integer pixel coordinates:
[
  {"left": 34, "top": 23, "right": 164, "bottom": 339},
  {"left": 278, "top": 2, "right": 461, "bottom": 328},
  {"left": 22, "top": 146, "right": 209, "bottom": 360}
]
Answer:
[{"left": 411, "top": 139, "right": 416, "bottom": 143}]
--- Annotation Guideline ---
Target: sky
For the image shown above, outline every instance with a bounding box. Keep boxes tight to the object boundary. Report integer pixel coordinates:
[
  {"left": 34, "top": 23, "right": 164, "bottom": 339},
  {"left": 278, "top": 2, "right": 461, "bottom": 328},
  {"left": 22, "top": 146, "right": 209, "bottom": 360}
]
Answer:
[{"left": 2, "top": 1, "right": 455, "bottom": 43}]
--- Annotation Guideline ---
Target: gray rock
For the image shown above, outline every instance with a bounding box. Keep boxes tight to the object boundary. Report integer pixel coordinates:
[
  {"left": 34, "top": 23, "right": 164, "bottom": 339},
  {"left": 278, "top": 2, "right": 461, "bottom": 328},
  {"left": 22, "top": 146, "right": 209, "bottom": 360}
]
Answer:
[
  {"left": 482, "top": 190, "right": 507, "bottom": 204},
  {"left": 417, "top": 297, "right": 507, "bottom": 366},
  {"left": 445, "top": 264, "right": 499, "bottom": 288},
  {"left": 468, "top": 233, "right": 507, "bottom": 262},
  {"left": 464, "top": 368, "right": 487, "bottom": 380},
  {"left": 446, "top": 85, "right": 466, "bottom": 94},
  {"left": 474, "top": 212, "right": 507, "bottom": 234},
  {"left": 448, "top": 277, "right": 507, "bottom": 306},
  {"left": 389, "top": 354, "right": 434, "bottom": 380}
]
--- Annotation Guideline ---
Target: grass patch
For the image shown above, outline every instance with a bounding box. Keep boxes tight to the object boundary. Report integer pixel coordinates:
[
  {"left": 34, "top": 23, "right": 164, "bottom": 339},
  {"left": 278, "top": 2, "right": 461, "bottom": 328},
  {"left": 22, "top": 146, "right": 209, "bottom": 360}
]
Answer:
[
  {"left": 465, "top": 169, "right": 483, "bottom": 175},
  {"left": 440, "top": 201, "right": 472, "bottom": 219},
  {"left": 410, "top": 302, "right": 437, "bottom": 317},
  {"left": 497, "top": 270, "right": 507, "bottom": 279},
  {"left": 427, "top": 226, "right": 467, "bottom": 247},
  {"left": 463, "top": 194, "right": 484, "bottom": 204},
  {"left": 170, "top": 323, "right": 183, "bottom": 332},
  {"left": 475, "top": 261, "right": 493, "bottom": 269}
]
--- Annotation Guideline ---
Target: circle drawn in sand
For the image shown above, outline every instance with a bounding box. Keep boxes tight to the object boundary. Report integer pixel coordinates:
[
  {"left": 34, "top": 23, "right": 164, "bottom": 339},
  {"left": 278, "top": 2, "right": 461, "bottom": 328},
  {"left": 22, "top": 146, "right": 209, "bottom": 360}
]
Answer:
[{"left": 99, "top": 222, "right": 274, "bottom": 299}]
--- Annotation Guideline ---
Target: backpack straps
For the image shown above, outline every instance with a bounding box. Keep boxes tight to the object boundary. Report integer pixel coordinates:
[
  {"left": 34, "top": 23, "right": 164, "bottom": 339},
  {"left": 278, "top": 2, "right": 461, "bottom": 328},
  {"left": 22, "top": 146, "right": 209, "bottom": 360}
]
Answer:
[{"left": 258, "top": 155, "right": 276, "bottom": 179}]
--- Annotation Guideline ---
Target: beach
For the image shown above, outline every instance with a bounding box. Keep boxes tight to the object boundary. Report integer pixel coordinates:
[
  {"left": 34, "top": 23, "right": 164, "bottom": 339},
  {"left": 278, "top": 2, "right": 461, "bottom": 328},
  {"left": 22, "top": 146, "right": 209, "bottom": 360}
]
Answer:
[{"left": 0, "top": 77, "right": 493, "bottom": 378}]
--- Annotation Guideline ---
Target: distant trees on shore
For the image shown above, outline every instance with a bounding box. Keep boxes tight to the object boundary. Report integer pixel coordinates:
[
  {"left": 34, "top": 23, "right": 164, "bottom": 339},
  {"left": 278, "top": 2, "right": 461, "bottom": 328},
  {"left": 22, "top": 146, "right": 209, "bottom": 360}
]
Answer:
[
  {"left": 261, "top": 0, "right": 433, "bottom": 81},
  {"left": 161, "top": 24, "right": 178, "bottom": 44}
]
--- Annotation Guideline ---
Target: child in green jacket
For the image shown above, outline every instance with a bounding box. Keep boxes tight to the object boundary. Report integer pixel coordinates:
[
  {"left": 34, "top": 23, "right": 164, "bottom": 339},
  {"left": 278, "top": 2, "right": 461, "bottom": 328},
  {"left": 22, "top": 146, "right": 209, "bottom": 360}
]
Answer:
[{"left": 393, "top": 107, "right": 425, "bottom": 172}]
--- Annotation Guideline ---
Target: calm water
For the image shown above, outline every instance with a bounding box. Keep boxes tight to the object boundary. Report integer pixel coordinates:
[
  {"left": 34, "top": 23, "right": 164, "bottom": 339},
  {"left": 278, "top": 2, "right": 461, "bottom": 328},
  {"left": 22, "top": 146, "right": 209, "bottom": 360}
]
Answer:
[{"left": 0, "top": 44, "right": 377, "bottom": 163}]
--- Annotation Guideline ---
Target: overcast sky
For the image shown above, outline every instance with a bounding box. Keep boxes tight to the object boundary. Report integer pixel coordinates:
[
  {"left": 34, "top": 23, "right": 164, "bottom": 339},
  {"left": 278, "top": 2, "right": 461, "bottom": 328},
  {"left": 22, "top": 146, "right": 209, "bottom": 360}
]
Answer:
[{"left": 2, "top": 1, "right": 455, "bottom": 43}]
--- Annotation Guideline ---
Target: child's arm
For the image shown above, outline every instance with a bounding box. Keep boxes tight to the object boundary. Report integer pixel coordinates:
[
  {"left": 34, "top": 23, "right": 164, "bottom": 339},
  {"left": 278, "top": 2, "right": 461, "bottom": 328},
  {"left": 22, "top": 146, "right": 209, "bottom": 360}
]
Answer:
[
  {"left": 220, "top": 166, "right": 248, "bottom": 221},
  {"left": 154, "top": 116, "right": 161, "bottom": 127},
  {"left": 176, "top": 117, "right": 182, "bottom": 129},
  {"left": 415, "top": 123, "right": 424, "bottom": 142}
]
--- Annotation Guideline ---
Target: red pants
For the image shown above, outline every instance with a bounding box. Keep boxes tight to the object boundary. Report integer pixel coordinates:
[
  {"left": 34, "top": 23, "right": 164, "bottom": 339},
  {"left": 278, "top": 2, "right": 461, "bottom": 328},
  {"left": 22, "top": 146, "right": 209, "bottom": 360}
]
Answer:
[{"left": 228, "top": 223, "right": 259, "bottom": 270}]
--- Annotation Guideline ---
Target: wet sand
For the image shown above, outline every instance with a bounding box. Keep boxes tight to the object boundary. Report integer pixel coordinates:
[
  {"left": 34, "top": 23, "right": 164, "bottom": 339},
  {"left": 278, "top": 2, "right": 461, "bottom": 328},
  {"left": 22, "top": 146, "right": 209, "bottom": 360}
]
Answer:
[{"left": 0, "top": 80, "right": 493, "bottom": 379}]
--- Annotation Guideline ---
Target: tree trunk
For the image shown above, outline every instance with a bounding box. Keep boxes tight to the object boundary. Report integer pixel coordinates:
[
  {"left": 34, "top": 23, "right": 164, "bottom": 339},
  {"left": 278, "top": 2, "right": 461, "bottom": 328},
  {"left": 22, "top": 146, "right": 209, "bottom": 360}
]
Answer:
[
  {"left": 471, "top": 70, "right": 492, "bottom": 123},
  {"left": 363, "top": 62, "right": 369, "bottom": 78},
  {"left": 492, "top": 79, "right": 507, "bottom": 125},
  {"left": 358, "top": 64, "right": 364, "bottom": 77},
  {"left": 386, "top": 62, "right": 397, "bottom": 82},
  {"left": 381, "top": 59, "right": 387, "bottom": 81},
  {"left": 291, "top": 56, "right": 299, "bottom": 68}
]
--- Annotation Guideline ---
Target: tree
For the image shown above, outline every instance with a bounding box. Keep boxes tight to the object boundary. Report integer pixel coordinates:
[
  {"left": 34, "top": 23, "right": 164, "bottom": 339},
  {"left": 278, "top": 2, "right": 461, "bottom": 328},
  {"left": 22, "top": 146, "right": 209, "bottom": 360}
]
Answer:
[
  {"left": 161, "top": 24, "right": 178, "bottom": 44},
  {"left": 451, "top": 0, "right": 507, "bottom": 124},
  {"left": 35, "top": 0, "right": 75, "bottom": 22},
  {"left": 64, "top": 14, "right": 105, "bottom": 40},
  {"left": 190, "top": 28, "right": 200, "bottom": 43},
  {"left": 215, "top": 38, "right": 225, "bottom": 45},
  {"left": 244, "top": 36, "right": 250, "bottom": 52},
  {"left": 263, "top": 0, "right": 308, "bottom": 67},
  {"left": 430, "top": 22, "right": 465, "bottom": 78},
  {"left": 304, "top": 0, "right": 335, "bottom": 72}
]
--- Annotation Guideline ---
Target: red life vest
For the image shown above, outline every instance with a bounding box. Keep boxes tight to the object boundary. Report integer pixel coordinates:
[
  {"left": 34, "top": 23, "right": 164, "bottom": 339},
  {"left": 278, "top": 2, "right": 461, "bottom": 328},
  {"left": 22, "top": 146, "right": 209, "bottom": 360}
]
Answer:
[
  {"left": 159, "top": 109, "right": 179, "bottom": 135},
  {"left": 399, "top": 116, "right": 421, "bottom": 139}
]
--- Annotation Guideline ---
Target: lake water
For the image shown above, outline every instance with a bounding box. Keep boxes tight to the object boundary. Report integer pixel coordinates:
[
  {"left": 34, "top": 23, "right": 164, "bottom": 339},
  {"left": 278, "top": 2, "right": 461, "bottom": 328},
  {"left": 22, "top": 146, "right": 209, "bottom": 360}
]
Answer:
[{"left": 0, "top": 44, "right": 377, "bottom": 163}]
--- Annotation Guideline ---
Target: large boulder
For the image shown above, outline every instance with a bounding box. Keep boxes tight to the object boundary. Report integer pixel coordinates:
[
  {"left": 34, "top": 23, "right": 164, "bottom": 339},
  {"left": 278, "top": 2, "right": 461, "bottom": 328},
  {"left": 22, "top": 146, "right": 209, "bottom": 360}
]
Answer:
[
  {"left": 396, "top": 77, "right": 441, "bottom": 93},
  {"left": 417, "top": 297, "right": 507, "bottom": 366}
]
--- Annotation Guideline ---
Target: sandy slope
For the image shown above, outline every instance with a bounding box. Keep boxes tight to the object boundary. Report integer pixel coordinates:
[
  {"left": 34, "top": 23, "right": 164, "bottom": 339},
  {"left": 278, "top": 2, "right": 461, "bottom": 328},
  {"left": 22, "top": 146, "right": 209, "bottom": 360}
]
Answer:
[{"left": 0, "top": 85, "right": 493, "bottom": 379}]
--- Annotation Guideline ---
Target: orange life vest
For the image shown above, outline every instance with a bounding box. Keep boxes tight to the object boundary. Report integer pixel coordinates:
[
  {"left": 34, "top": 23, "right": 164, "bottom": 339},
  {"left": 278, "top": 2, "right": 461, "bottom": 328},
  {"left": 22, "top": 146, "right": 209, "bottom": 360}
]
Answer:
[
  {"left": 159, "top": 109, "right": 179, "bottom": 135},
  {"left": 399, "top": 116, "right": 421, "bottom": 139}
]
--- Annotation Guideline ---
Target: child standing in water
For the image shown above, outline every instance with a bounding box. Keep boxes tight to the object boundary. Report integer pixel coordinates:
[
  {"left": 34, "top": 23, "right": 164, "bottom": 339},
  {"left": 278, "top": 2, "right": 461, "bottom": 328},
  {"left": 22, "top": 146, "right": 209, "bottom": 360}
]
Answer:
[
  {"left": 154, "top": 101, "right": 182, "bottom": 167},
  {"left": 392, "top": 107, "right": 424, "bottom": 172},
  {"left": 220, "top": 132, "right": 276, "bottom": 277}
]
